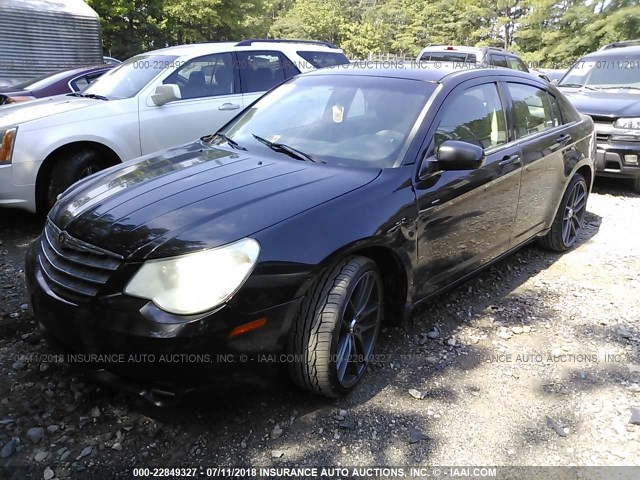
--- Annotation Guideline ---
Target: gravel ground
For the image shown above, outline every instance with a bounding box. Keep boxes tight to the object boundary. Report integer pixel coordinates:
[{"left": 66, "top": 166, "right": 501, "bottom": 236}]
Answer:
[{"left": 0, "top": 178, "right": 638, "bottom": 478}]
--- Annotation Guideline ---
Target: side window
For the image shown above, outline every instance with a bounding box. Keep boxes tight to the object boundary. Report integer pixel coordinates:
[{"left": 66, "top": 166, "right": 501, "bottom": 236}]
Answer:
[
  {"left": 490, "top": 54, "right": 509, "bottom": 68},
  {"left": 547, "top": 93, "right": 563, "bottom": 126},
  {"left": 435, "top": 83, "right": 508, "bottom": 149},
  {"left": 238, "top": 51, "right": 292, "bottom": 94},
  {"left": 507, "top": 57, "right": 529, "bottom": 72},
  {"left": 507, "top": 83, "right": 558, "bottom": 138},
  {"left": 70, "top": 76, "right": 89, "bottom": 92},
  {"left": 163, "top": 53, "right": 235, "bottom": 100},
  {"left": 70, "top": 73, "right": 104, "bottom": 91}
]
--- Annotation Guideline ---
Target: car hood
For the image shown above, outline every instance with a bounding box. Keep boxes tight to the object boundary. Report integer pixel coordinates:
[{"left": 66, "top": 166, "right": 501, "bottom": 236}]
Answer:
[
  {"left": 559, "top": 88, "right": 640, "bottom": 118},
  {"left": 49, "top": 142, "right": 382, "bottom": 260},
  {"left": 0, "top": 95, "right": 99, "bottom": 126}
]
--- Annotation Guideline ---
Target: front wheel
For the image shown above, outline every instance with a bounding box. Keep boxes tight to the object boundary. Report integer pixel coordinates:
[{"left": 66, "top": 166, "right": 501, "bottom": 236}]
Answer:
[
  {"left": 632, "top": 176, "right": 640, "bottom": 193},
  {"left": 538, "top": 173, "right": 588, "bottom": 252},
  {"left": 288, "top": 256, "right": 383, "bottom": 398},
  {"left": 46, "top": 150, "right": 103, "bottom": 210}
]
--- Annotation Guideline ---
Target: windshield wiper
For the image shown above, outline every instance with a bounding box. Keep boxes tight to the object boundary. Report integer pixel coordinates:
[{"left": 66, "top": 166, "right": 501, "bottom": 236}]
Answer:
[
  {"left": 67, "top": 92, "right": 109, "bottom": 101},
  {"left": 252, "top": 134, "right": 323, "bottom": 163},
  {"left": 83, "top": 93, "right": 109, "bottom": 101},
  {"left": 559, "top": 83, "right": 598, "bottom": 91},
  {"left": 201, "top": 132, "right": 247, "bottom": 151}
]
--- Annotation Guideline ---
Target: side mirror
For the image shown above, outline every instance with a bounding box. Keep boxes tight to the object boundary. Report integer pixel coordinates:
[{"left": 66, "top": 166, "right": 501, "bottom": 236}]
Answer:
[
  {"left": 436, "top": 140, "right": 485, "bottom": 170},
  {"left": 151, "top": 84, "right": 181, "bottom": 106}
]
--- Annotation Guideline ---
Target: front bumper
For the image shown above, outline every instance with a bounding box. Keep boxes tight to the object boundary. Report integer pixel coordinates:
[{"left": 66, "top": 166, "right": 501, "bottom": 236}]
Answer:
[
  {"left": 594, "top": 141, "right": 640, "bottom": 179},
  {"left": 0, "top": 164, "right": 36, "bottom": 210},
  {"left": 25, "top": 242, "right": 302, "bottom": 400}
]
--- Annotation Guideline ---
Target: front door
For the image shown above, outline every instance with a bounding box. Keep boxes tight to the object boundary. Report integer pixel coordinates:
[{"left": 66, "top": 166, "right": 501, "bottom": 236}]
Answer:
[
  {"left": 413, "top": 80, "right": 523, "bottom": 298},
  {"left": 138, "top": 52, "right": 244, "bottom": 155}
]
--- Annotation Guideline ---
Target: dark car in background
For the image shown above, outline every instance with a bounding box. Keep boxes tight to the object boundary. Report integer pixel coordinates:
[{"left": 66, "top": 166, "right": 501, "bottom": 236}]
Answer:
[
  {"left": 558, "top": 41, "right": 640, "bottom": 191},
  {"left": 26, "top": 66, "right": 594, "bottom": 402},
  {"left": 0, "top": 65, "right": 112, "bottom": 105}
]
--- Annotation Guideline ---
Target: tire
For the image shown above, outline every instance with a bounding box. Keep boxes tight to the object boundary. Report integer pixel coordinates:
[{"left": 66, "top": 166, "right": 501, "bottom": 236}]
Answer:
[
  {"left": 538, "top": 173, "right": 588, "bottom": 252},
  {"left": 633, "top": 176, "right": 640, "bottom": 193},
  {"left": 288, "top": 256, "right": 383, "bottom": 398},
  {"left": 47, "top": 150, "right": 103, "bottom": 210}
]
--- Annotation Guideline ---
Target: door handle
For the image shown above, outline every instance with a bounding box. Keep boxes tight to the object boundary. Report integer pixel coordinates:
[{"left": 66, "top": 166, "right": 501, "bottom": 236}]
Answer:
[
  {"left": 557, "top": 133, "right": 572, "bottom": 145},
  {"left": 218, "top": 103, "right": 241, "bottom": 111},
  {"left": 499, "top": 154, "right": 522, "bottom": 167}
]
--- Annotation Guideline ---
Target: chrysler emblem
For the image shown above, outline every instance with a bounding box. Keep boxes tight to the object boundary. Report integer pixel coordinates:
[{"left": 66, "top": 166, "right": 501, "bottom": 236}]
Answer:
[{"left": 58, "top": 232, "right": 66, "bottom": 246}]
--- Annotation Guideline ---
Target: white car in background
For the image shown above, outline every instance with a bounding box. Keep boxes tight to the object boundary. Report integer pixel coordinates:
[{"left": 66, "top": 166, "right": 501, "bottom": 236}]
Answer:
[{"left": 0, "top": 39, "right": 349, "bottom": 213}]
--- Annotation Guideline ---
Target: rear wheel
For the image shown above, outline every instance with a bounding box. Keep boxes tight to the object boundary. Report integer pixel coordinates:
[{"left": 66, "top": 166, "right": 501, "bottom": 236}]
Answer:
[
  {"left": 288, "top": 256, "right": 383, "bottom": 398},
  {"left": 538, "top": 173, "right": 588, "bottom": 252},
  {"left": 47, "top": 150, "right": 103, "bottom": 210}
]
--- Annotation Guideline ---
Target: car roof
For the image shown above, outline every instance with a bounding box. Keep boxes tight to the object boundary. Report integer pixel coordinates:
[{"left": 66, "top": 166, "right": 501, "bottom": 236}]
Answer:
[
  {"left": 141, "top": 41, "right": 344, "bottom": 58},
  {"left": 303, "top": 65, "right": 538, "bottom": 84},
  {"left": 582, "top": 45, "right": 640, "bottom": 59}
]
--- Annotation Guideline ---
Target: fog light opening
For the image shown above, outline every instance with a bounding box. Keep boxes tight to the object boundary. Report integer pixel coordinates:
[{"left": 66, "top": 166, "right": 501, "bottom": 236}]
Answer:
[
  {"left": 229, "top": 317, "right": 268, "bottom": 337},
  {"left": 624, "top": 154, "right": 638, "bottom": 165}
]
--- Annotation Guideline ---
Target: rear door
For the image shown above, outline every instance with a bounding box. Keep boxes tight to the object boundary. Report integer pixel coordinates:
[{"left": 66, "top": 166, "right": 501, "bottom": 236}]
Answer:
[
  {"left": 413, "top": 79, "right": 523, "bottom": 298},
  {"left": 504, "top": 81, "right": 573, "bottom": 243},
  {"left": 138, "top": 52, "right": 244, "bottom": 154},
  {"left": 237, "top": 50, "right": 300, "bottom": 106}
]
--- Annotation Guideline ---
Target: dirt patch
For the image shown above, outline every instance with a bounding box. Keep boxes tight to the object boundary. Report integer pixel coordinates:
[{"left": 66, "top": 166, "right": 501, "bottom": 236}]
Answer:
[{"left": 0, "top": 178, "right": 638, "bottom": 477}]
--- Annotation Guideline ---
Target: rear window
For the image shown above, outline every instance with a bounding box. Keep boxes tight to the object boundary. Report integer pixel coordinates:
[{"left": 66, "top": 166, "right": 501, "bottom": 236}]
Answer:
[
  {"left": 296, "top": 51, "right": 350, "bottom": 68},
  {"left": 419, "top": 52, "right": 477, "bottom": 63}
]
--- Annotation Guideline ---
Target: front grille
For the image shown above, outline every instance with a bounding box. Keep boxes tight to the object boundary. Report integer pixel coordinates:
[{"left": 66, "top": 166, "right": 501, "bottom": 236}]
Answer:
[
  {"left": 590, "top": 115, "right": 615, "bottom": 125},
  {"left": 596, "top": 133, "right": 610, "bottom": 143},
  {"left": 37, "top": 221, "right": 123, "bottom": 304}
]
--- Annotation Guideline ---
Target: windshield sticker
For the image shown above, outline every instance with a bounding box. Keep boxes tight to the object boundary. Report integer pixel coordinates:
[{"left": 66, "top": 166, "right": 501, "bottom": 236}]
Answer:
[{"left": 332, "top": 105, "right": 344, "bottom": 123}]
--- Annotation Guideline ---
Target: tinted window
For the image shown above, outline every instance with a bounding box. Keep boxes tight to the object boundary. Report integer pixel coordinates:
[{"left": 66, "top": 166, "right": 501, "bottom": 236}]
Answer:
[
  {"left": 435, "top": 83, "right": 508, "bottom": 149},
  {"left": 297, "top": 51, "right": 350, "bottom": 68},
  {"left": 419, "top": 51, "right": 477, "bottom": 63},
  {"left": 507, "top": 83, "right": 559, "bottom": 138},
  {"left": 164, "top": 53, "right": 235, "bottom": 99},
  {"left": 238, "top": 51, "right": 293, "bottom": 93},
  {"left": 491, "top": 54, "right": 509, "bottom": 68}
]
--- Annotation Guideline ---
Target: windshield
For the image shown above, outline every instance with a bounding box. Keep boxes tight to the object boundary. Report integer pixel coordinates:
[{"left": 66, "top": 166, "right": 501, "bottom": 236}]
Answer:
[
  {"left": 213, "top": 74, "right": 436, "bottom": 168},
  {"left": 559, "top": 57, "right": 640, "bottom": 89},
  {"left": 83, "top": 54, "right": 178, "bottom": 99}
]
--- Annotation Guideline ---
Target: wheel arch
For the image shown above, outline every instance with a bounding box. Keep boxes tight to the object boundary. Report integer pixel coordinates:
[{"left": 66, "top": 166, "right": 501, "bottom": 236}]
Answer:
[
  {"left": 576, "top": 164, "right": 593, "bottom": 191},
  {"left": 36, "top": 141, "right": 122, "bottom": 213},
  {"left": 300, "top": 241, "right": 412, "bottom": 326}
]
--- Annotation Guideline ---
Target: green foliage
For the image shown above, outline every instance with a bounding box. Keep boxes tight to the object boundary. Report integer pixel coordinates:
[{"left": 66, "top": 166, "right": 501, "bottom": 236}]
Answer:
[{"left": 88, "top": 0, "right": 640, "bottom": 67}]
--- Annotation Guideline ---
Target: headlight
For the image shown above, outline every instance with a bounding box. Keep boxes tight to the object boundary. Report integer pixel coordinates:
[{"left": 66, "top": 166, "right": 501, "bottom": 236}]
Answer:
[
  {"left": 614, "top": 117, "right": 640, "bottom": 130},
  {"left": 0, "top": 127, "right": 17, "bottom": 164},
  {"left": 124, "top": 238, "right": 260, "bottom": 315}
]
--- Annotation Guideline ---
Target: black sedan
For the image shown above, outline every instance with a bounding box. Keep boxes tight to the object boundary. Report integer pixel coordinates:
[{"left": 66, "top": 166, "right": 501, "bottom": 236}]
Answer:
[{"left": 26, "top": 67, "right": 595, "bottom": 401}]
